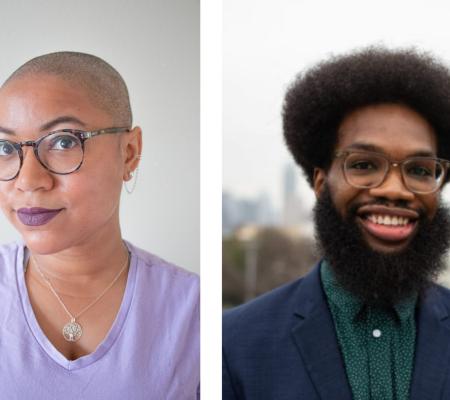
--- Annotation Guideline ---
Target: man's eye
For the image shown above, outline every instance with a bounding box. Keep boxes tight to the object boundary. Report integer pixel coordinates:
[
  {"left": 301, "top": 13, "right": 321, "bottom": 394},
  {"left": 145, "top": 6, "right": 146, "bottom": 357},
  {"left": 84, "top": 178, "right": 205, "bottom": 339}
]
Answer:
[
  {"left": 349, "top": 161, "right": 377, "bottom": 170},
  {"left": 49, "top": 136, "right": 79, "bottom": 150},
  {"left": 408, "top": 166, "right": 432, "bottom": 177},
  {"left": 0, "top": 142, "right": 15, "bottom": 156}
]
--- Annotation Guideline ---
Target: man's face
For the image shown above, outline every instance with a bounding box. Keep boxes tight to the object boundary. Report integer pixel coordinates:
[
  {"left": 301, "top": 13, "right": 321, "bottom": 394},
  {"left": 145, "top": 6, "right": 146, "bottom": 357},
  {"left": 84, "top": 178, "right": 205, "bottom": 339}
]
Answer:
[
  {"left": 312, "top": 103, "right": 450, "bottom": 306},
  {"left": 0, "top": 74, "right": 133, "bottom": 255},
  {"left": 314, "top": 103, "right": 439, "bottom": 253}
]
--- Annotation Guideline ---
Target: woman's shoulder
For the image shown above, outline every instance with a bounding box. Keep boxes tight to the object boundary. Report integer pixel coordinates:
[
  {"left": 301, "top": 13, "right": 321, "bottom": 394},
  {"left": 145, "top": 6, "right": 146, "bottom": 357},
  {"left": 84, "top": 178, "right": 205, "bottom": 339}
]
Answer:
[
  {"left": 0, "top": 241, "right": 22, "bottom": 285},
  {"left": 0, "top": 241, "right": 22, "bottom": 265},
  {"left": 125, "top": 240, "right": 199, "bottom": 290}
]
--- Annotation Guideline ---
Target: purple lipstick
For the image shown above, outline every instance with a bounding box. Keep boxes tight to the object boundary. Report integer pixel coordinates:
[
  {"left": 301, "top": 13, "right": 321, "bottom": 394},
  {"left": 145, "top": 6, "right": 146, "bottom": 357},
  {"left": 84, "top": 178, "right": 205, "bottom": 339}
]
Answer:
[{"left": 17, "top": 207, "right": 62, "bottom": 226}]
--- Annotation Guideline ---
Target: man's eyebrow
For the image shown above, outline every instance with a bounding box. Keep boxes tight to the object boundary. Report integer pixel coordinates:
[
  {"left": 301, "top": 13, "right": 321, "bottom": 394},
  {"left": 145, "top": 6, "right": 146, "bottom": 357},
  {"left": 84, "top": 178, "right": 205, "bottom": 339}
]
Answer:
[
  {"left": 39, "top": 116, "right": 87, "bottom": 132},
  {"left": 344, "top": 142, "right": 435, "bottom": 158}
]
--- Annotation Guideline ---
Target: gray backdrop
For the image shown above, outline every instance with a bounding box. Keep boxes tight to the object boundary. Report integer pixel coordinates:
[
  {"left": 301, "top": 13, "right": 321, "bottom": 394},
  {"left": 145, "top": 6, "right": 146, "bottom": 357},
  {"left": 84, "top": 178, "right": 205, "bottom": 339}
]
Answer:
[{"left": 0, "top": 0, "right": 199, "bottom": 273}]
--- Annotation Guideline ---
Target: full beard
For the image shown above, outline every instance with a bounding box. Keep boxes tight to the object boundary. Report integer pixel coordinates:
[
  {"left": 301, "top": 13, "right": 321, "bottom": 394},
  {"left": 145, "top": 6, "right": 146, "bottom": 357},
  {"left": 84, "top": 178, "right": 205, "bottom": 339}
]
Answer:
[{"left": 313, "top": 185, "right": 450, "bottom": 307}]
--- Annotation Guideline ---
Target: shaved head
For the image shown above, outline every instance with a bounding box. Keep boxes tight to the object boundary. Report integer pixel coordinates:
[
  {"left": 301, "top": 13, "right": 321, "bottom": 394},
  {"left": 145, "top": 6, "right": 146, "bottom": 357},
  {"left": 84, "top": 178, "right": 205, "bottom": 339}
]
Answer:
[{"left": 2, "top": 51, "right": 132, "bottom": 127}]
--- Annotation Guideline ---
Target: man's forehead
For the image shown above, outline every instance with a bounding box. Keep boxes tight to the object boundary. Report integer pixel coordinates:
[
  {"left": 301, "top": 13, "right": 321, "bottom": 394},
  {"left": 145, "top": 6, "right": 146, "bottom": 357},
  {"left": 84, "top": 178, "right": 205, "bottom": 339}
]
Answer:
[{"left": 335, "top": 103, "right": 438, "bottom": 155}]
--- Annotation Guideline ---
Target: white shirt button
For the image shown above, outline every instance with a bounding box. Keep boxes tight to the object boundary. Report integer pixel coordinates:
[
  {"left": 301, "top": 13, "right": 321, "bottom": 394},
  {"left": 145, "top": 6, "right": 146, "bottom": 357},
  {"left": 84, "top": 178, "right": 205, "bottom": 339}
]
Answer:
[{"left": 372, "top": 329, "right": 382, "bottom": 338}]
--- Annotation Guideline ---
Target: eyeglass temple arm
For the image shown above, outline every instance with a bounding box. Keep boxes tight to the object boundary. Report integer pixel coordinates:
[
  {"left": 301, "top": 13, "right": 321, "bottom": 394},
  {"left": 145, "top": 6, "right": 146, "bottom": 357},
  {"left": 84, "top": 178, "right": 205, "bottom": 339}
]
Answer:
[{"left": 81, "top": 127, "right": 130, "bottom": 139}]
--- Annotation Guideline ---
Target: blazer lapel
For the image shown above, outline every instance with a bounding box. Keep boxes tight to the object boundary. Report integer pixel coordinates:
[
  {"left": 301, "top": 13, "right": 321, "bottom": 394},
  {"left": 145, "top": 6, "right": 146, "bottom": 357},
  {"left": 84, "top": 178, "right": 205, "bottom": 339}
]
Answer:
[
  {"left": 410, "top": 285, "right": 450, "bottom": 400},
  {"left": 291, "top": 265, "right": 352, "bottom": 400}
]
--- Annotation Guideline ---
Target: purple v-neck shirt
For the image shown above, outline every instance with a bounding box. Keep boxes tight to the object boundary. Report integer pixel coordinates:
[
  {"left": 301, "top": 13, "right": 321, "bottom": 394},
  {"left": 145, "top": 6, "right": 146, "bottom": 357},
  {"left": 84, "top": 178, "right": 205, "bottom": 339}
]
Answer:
[{"left": 0, "top": 240, "right": 199, "bottom": 399}]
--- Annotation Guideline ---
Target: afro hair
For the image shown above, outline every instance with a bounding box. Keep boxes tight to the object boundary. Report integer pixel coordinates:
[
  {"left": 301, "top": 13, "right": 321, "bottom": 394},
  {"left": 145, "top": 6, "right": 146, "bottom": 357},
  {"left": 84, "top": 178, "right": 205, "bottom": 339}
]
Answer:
[{"left": 283, "top": 46, "right": 450, "bottom": 187}]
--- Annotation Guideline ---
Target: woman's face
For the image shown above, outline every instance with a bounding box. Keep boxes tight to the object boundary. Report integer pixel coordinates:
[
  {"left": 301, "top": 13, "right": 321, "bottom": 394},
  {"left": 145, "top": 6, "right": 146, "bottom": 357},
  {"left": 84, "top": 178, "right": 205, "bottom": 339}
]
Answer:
[{"left": 0, "top": 74, "right": 138, "bottom": 254}]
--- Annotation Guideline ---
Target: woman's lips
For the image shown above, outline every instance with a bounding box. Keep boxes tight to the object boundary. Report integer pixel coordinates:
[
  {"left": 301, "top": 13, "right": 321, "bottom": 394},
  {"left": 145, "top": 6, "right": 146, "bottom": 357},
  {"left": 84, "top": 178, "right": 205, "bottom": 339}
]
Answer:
[{"left": 16, "top": 208, "right": 63, "bottom": 226}]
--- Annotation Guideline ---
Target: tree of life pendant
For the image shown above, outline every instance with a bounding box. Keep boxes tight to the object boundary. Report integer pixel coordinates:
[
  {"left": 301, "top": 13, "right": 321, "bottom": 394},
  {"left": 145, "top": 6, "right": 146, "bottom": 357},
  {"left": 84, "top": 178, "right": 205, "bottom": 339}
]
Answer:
[{"left": 62, "top": 318, "right": 82, "bottom": 342}]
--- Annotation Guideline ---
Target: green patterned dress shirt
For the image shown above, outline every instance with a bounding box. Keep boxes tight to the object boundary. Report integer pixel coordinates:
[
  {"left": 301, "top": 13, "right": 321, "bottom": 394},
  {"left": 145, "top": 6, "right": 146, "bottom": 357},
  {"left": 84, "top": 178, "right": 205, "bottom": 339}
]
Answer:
[{"left": 320, "top": 260, "right": 417, "bottom": 400}]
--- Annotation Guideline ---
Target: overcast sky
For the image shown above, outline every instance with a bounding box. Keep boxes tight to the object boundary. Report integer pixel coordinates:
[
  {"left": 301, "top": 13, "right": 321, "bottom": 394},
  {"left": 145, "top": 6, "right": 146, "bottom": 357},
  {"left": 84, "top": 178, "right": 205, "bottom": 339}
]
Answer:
[{"left": 223, "top": 0, "right": 450, "bottom": 211}]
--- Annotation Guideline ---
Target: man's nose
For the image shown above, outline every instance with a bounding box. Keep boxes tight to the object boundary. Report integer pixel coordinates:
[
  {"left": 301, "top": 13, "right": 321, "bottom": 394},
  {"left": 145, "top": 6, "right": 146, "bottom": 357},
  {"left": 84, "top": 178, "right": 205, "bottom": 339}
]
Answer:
[
  {"left": 368, "top": 166, "right": 415, "bottom": 202},
  {"left": 14, "top": 146, "right": 53, "bottom": 192}
]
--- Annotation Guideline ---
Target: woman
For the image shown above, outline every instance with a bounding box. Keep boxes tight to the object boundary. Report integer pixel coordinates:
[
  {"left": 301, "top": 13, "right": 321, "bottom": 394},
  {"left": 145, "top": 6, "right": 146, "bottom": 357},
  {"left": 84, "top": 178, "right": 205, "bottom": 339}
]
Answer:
[{"left": 0, "top": 52, "right": 199, "bottom": 399}]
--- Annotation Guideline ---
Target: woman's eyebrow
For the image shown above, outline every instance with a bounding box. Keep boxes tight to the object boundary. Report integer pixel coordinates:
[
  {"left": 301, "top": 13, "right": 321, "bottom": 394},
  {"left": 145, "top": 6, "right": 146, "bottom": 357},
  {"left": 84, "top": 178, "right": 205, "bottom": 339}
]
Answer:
[
  {"left": 0, "top": 116, "right": 88, "bottom": 136},
  {"left": 0, "top": 126, "right": 15, "bottom": 135},
  {"left": 39, "top": 116, "right": 87, "bottom": 132}
]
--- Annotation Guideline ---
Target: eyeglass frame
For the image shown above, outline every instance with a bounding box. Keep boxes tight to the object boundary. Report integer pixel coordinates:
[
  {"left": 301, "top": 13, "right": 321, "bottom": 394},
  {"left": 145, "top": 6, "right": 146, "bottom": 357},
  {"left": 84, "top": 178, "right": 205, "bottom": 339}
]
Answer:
[
  {"left": 0, "top": 126, "right": 131, "bottom": 181},
  {"left": 334, "top": 149, "right": 450, "bottom": 194}
]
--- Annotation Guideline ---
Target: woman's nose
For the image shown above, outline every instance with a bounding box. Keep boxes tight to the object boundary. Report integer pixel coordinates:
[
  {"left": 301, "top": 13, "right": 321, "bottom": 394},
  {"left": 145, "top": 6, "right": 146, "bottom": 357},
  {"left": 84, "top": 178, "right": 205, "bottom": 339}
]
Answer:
[{"left": 14, "top": 146, "right": 54, "bottom": 192}]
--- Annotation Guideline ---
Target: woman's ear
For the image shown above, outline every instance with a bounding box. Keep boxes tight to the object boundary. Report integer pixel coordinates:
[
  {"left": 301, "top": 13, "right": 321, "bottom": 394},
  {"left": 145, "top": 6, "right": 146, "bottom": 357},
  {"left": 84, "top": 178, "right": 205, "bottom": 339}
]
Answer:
[
  {"left": 122, "top": 126, "right": 142, "bottom": 180},
  {"left": 313, "top": 168, "right": 326, "bottom": 198}
]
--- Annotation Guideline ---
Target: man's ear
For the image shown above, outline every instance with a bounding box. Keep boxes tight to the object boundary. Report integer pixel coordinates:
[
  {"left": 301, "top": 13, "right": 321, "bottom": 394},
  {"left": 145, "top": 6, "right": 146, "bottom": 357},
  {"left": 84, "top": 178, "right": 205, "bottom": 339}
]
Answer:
[{"left": 313, "top": 168, "right": 326, "bottom": 198}]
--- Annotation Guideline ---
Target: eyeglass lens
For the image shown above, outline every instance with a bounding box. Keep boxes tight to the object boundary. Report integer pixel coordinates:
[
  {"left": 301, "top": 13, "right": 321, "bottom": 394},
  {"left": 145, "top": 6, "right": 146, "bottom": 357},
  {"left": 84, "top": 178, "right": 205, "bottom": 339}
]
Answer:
[
  {"left": 0, "top": 132, "right": 83, "bottom": 180},
  {"left": 0, "top": 141, "right": 20, "bottom": 180},
  {"left": 344, "top": 152, "right": 444, "bottom": 193}
]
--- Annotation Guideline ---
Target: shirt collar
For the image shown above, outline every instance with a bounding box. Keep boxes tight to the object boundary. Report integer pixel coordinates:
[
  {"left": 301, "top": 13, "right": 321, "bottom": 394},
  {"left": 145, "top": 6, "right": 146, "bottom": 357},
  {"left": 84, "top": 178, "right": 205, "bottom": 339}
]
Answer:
[{"left": 320, "top": 259, "right": 417, "bottom": 323}]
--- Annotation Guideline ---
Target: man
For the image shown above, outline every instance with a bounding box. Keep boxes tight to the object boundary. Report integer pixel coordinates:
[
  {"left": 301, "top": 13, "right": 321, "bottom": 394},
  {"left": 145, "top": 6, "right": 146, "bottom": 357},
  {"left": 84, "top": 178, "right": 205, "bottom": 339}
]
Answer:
[{"left": 223, "top": 47, "right": 450, "bottom": 400}]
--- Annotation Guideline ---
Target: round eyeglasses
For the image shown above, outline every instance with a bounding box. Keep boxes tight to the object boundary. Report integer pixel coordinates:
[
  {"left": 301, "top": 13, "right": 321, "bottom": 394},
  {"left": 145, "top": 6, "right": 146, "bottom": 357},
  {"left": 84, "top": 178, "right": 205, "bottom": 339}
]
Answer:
[
  {"left": 0, "top": 127, "right": 130, "bottom": 181},
  {"left": 335, "top": 150, "right": 450, "bottom": 194}
]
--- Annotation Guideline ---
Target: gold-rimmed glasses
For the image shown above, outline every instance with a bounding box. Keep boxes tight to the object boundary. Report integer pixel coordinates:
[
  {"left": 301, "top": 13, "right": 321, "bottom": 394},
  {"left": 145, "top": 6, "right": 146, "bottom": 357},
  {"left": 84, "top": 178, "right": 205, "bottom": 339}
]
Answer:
[{"left": 335, "top": 150, "right": 449, "bottom": 194}]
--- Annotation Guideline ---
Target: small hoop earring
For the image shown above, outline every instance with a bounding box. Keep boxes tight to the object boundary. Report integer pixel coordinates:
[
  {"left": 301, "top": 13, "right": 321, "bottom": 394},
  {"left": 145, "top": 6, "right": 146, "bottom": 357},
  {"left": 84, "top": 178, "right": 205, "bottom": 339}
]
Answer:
[
  {"left": 124, "top": 168, "right": 139, "bottom": 194},
  {"left": 124, "top": 154, "right": 142, "bottom": 194}
]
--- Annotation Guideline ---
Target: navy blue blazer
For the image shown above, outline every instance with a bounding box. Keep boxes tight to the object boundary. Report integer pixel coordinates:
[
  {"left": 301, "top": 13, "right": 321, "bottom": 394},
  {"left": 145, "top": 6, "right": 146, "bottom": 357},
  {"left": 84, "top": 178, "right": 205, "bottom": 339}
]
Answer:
[{"left": 223, "top": 263, "right": 450, "bottom": 400}]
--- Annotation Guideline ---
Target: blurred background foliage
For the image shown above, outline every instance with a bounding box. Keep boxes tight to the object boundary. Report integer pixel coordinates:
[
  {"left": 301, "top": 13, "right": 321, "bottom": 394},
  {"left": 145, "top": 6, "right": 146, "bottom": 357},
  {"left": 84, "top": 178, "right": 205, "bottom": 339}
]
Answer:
[{"left": 223, "top": 226, "right": 318, "bottom": 308}]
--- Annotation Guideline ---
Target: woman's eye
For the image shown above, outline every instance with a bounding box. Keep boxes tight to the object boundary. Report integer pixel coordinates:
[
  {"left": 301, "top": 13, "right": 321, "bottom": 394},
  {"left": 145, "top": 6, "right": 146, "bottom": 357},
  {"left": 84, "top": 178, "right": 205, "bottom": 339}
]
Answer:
[
  {"left": 50, "top": 136, "right": 79, "bottom": 150},
  {"left": 0, "top": 142, "right": 15, "bottom": 156}
]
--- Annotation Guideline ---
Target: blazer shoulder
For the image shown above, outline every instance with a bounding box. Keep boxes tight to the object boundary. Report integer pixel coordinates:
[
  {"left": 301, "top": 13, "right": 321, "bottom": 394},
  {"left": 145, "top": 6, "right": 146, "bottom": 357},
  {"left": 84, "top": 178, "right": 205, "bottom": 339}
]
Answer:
[
  {"left": 223, "top": 263, "right": 322, "bottom": 344},
  {"left": 224, "top": 277, "right": 300, "bottom": 321},
  {"left": 430, "top": 282, "right": 450, "bottom": 306}
]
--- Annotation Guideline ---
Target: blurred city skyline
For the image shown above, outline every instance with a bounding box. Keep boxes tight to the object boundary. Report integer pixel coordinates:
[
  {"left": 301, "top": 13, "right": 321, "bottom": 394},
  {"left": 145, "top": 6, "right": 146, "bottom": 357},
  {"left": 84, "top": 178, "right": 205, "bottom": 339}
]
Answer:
[{"left": 223, "top": 163, "right": 315, "bottom": 236}]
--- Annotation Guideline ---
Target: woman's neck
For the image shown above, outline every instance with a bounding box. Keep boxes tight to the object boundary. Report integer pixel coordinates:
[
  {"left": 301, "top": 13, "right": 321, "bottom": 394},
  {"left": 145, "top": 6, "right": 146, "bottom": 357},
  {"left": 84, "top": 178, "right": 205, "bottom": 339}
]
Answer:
[{"left": 26, "top": 227, "right": 130, "bottom": 299}]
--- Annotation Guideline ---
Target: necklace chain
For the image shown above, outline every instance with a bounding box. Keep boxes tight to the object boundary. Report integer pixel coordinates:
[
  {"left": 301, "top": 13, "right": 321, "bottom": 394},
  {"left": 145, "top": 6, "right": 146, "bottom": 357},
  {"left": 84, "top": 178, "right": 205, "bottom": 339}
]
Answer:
[{"left": 32, "top": 250, "right": 129, "bottom": 323}]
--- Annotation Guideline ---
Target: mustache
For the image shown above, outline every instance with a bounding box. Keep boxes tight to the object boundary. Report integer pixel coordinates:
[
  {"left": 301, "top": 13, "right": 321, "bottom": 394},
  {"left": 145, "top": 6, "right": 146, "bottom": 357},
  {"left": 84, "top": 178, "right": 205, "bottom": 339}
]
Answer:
[{"left": 348, "top": 199, "right": 426, "bottom": 219}]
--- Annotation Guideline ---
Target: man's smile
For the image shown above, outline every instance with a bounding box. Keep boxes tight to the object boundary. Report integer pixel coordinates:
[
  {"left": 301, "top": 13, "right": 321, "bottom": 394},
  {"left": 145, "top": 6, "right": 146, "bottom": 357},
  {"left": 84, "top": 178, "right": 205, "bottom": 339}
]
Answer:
[
  {"left": 355, "top": 205, "right": 420, "bottom": 248},
  {"left": 358, "top": 215, "right": 417, "bottom": 242}
]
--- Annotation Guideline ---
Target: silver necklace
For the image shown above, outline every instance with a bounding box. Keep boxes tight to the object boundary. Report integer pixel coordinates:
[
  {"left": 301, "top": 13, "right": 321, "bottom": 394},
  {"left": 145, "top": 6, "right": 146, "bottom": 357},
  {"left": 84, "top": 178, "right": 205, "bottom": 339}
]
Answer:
[{"left": 32, "top": 252, "right": 129, "bottom": 342}]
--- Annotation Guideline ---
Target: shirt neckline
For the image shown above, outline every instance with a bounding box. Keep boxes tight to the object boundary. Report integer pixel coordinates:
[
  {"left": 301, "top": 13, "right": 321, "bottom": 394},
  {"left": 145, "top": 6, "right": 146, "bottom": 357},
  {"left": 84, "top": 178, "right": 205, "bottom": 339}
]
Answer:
[
  {"left": 320, "top": 259, "right": 417, "bottom": 323},
  {"left": 15, "top": 240, "right": 138, "bottom": 371}
]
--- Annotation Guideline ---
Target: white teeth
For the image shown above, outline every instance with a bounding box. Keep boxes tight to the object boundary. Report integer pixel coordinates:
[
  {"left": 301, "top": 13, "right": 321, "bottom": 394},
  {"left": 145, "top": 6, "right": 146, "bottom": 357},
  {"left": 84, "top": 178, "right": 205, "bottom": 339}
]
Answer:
[{"left": 366, "top": 214, "right": 410, "bottom": 226}]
